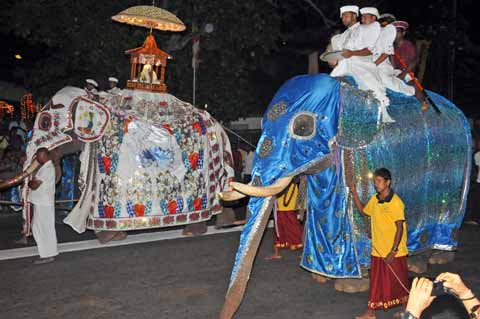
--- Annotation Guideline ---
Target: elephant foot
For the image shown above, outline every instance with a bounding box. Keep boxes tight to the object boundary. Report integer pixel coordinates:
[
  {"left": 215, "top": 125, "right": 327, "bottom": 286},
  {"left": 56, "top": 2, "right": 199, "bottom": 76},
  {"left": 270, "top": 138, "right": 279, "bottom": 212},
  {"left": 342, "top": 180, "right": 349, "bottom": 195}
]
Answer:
[
  {"left": 408, "top": 255, "right": 428, "bottom": 274},
  {"left": 311, "top": 273, "right": 330, "bottom": 284},
  {"left": 112, "top": 231, "right": 128, "bottom": 241},
  {"left": 182, "top": 222, "right": 207, "bottom": 236},
  {"left": 428, "top": 251, "right": 455, "bottom": 265},
  {"left": 215, "top": 207, "right": 237, "bottom": 228},
  {"left": 95, "top": 231, "right": 118, "bottom": 244},
  {"left": 334, "top": 278, "right": 369, "bottom": 293}
]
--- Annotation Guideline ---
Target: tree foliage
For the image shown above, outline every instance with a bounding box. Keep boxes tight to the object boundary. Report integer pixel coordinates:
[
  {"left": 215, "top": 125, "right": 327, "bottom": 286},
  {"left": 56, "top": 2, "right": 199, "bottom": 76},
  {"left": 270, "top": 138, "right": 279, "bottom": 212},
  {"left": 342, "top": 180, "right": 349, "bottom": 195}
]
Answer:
[
  {"left": 1, "top": 0, "right": 281, "bottom": 122},
  {"left": 1, "top": 0, "right": 479, "bottom": 120}
]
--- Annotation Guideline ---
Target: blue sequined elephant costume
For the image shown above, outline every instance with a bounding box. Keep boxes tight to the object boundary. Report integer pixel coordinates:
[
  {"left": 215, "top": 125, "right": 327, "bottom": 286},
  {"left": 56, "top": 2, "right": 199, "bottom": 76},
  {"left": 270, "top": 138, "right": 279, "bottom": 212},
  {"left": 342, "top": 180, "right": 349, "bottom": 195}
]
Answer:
[{"left": 219, "top": 73, "right": 471, "bottom": 318}]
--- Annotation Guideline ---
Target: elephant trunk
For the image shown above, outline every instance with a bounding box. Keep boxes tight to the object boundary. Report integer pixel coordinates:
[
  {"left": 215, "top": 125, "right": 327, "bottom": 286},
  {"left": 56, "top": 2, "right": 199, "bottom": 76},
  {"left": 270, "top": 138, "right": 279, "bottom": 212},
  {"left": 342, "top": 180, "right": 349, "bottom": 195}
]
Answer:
[
  {"left": 0, "top": 160, "right": 41, "bottom": 190},
  {"left": 229, "top": 176, "right": 293, "bottom": 197}
]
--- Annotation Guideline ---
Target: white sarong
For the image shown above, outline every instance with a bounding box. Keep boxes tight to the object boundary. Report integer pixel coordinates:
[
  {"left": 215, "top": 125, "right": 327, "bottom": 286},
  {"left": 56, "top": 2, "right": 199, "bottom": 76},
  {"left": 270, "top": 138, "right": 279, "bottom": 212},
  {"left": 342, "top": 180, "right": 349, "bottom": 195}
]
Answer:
[
  {"left": 32, "top": 204, "right": 58, "bottom": 258},
  {"left": 29, "top": 160, "right": 58, "bottom": 258}
]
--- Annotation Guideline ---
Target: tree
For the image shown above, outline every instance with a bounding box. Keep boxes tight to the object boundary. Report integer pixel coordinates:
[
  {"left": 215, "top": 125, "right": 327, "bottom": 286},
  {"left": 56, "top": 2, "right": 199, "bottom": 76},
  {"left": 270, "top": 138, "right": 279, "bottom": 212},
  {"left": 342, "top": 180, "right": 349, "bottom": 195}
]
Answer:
[{"left": 0, "top": 0, "right": 282, "bottom": 122}]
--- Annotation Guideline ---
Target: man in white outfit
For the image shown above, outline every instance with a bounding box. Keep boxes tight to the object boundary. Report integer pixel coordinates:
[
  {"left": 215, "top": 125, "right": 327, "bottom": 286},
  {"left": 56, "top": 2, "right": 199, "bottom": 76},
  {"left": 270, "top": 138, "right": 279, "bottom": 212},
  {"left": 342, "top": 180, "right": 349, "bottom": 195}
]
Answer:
[
  {"left": 373, "top": 16, "right": 430, "bottom": 111},
  {"left": 372, "top": 16, "right": 415, "bottom": 96},
  {"left": 107, "top": 77, "right": 122, "bottom": 95},
  {"left": 28, "top": 148, "right": 58, "bottom": 264},
  {"left": 330, "top": 6, "right": 395, "bottom": 123}
]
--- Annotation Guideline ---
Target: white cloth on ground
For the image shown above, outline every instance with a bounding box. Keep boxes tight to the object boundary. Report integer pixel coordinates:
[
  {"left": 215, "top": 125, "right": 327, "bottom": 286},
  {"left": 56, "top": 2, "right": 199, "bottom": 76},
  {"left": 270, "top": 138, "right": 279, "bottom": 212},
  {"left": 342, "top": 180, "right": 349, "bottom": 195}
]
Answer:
[
  {"left": 30, "top": 160, "right": 58, "bottom": 258},
  {"left": 373, "top": 25, "right": 415, "bottom": 96},
  {"left": 331, "top": 21, "right": 395, "bottom": 123}
]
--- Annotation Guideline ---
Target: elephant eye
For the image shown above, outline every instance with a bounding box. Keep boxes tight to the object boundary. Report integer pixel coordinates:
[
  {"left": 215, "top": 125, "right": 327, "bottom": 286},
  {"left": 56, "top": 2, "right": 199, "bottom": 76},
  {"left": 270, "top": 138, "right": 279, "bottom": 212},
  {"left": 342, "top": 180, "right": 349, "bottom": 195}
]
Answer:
[
  {"left": 38, "top": 112, "right": 52, "bottom": 131},
  {"left": 290, "top": 112, "right": 316, "bottom": 139}
]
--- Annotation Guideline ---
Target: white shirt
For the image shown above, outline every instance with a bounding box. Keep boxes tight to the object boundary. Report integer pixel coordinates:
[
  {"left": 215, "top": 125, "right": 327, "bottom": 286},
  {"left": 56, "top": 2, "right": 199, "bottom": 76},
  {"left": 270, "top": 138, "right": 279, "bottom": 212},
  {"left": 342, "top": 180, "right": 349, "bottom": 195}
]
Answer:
[
  {"left": 108, "top": 87, "right": 123, "bottom": 95},
  {"left": 475, "top": 151, "right": 480, "bottom": 183},
  {"left": 331, "top": 22, "right": 360, "bottom": 52},
  {"left": 29, "top": 160, "right": 56, "bottom": 205},
  {"left": 373, "top": 24, "right": 396, "bottom": 67}
]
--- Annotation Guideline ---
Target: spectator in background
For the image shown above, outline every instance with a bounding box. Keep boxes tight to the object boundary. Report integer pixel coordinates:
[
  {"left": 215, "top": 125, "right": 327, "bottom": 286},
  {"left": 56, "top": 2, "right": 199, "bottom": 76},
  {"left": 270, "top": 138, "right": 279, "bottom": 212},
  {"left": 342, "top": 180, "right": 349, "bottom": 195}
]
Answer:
[
  {"left": 0, "top": 134, "right": 9, "bottom": 154},
  {"left": 232, "top": 143, "right": 243, "bottom": 182},
  {"left": 243, "top": 145, "right": 254, "bottom": 183},
  {"left": 8, "top": 118, "right": 27, "bottom": 150},
  {"left": 265, "top": 178, "right": 303, "bottom": 261},
  {"left": 466, "top": 145, "right": 480, "bottom": 225}
]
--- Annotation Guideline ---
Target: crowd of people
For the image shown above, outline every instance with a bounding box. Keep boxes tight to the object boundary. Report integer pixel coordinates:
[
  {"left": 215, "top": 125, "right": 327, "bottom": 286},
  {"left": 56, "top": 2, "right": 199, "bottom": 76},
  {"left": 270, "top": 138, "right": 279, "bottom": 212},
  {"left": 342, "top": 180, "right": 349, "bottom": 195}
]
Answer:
[{"left": 0, "top": 117, "right": 29, "bottom": 213}]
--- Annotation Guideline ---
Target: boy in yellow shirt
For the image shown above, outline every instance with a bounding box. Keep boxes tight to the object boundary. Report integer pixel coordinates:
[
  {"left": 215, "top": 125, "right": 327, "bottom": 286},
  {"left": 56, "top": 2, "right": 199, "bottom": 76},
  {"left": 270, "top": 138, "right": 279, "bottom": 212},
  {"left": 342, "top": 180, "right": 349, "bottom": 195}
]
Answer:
[{"left": 350, "top": 168, "right": 409, "bottom": 319}]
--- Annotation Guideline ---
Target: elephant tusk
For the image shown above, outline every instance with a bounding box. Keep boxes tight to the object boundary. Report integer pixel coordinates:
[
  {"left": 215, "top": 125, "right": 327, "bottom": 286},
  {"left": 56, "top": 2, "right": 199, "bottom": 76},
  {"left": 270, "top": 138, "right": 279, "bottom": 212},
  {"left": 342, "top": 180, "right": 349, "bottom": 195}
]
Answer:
[
  {"left": 217, "top": 190, "right": 247, "bottom": 201},
  {"left": 0, "top": 160, "right": 41, "bottom": 190},
  {"left": 230, "top": 176, "right": 293, "bottom": 197}
]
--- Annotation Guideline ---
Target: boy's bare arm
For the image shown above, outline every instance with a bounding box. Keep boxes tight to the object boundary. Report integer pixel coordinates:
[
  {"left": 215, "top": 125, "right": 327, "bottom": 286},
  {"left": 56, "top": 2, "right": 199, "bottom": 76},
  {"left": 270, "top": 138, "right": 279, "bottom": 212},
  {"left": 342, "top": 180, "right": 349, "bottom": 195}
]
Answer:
[{"left": 349, "top": 184, "right": 367, "bottom": 215}]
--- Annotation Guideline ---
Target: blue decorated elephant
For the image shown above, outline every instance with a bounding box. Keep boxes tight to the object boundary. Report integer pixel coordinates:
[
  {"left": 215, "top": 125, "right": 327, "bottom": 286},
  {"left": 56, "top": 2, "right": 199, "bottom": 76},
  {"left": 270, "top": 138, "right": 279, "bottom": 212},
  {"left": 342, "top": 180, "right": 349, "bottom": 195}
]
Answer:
[{"left": 219, "top": 74, "right": 471, "bottom": 318}]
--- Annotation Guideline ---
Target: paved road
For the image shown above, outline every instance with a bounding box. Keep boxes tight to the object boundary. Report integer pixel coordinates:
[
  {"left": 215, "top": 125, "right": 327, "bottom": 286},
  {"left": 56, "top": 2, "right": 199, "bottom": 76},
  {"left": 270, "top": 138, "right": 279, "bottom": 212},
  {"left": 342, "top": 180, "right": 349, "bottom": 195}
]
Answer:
[{"left": 0, "top": 213, "right": 478, "bottom": 318}]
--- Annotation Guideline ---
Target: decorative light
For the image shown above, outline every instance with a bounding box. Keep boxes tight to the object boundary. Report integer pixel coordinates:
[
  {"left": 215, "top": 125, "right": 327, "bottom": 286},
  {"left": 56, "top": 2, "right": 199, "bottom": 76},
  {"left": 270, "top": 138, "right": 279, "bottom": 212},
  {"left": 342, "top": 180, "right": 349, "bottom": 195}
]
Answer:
[
  {"left": 14, "top": 54, "right": 22, "bottom": 60},
  {"left": 203, "top": 23, "right": 214, "bottom": 33},
  {"left": 367, "top": 172, "right": 374, "bottom": 179}
]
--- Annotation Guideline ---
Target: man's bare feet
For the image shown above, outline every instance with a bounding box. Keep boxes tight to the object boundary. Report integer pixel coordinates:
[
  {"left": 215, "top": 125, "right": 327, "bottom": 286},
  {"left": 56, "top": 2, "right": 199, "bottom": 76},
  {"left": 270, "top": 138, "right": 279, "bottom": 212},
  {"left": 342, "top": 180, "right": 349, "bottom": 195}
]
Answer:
[
  {"left": 355, "top": 310, "right": 376, "bottom": 319},
  {"left": 421, "top": 101, "right": 429, "bottom": 112}
]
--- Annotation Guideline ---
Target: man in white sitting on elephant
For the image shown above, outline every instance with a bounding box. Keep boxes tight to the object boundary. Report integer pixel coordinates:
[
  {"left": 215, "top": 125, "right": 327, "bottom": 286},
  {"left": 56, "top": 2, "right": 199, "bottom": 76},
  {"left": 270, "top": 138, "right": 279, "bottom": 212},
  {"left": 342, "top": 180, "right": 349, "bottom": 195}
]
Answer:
[
  {"left": 28, "top": 148, "right": 58, "bottom": 264},
  {"left": 330, "top": 6, "right": 395, "bottom": 123},
  {"left": 84, "top": 78, "right": 99, "bottom": 101},
  {"left": 373, "top": 15, "right": 430, "bottom": 112},
  {"left": 107, "top": 77, "right": 122, "bottom": 95},
  {"left": 373, "top": 14, "right": 415, "bottom": 97}
]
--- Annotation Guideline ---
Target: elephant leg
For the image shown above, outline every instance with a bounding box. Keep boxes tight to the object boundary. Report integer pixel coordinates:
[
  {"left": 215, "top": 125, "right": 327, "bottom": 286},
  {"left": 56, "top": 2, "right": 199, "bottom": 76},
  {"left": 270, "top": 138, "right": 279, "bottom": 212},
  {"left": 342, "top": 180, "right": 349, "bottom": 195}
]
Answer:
[
  {"left": 182, "top": 221, "right": 207, "bottom": 236},
  {"left": 334, "top": 278, "right": 370, "bottom": 293},
  {"left": 112, "top": 231, "right": 128, "bottom": 241},
  {"left": 215, "top": 207, "right": 237, "bottom": 228},
  {"left": 311, "top": 273, "right": 330, "bottom": 283},
  {"left": 334, "top": 267, "right": 369, "bottom": 293},
  {"left": 95, "top": 231, "right": 127, "bottom": 244},
  {"left": 408, "top": 253, "right": 429, "bottom": 273},
  {"left": 428, "top": 250, "right": 456, "bottom": 265}
]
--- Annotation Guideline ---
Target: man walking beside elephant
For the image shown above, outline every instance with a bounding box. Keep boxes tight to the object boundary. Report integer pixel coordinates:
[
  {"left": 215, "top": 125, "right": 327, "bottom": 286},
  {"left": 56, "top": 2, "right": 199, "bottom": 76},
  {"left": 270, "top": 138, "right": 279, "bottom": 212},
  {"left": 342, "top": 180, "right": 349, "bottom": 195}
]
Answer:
[
  {"left": 28, "top": 148, "right": 58, "bottom": 264},
  {"left": 350, "top": 168, "right": 409, "bottom": 319}
]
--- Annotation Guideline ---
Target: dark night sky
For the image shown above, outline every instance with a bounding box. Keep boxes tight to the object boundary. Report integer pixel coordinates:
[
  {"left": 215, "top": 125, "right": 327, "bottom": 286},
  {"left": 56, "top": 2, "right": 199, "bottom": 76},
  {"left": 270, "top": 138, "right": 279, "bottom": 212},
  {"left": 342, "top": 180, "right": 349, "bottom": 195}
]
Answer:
[{"left": 1, "top": 0, "right": 478, "bottom": 116}]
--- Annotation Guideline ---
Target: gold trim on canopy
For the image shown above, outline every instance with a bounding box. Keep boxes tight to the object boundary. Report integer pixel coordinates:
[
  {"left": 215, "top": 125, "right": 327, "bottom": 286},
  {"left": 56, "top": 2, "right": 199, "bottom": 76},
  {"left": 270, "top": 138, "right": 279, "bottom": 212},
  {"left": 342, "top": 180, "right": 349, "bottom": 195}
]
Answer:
[{"left": 111, "top": 5, "right": 186, "bottom": 32}]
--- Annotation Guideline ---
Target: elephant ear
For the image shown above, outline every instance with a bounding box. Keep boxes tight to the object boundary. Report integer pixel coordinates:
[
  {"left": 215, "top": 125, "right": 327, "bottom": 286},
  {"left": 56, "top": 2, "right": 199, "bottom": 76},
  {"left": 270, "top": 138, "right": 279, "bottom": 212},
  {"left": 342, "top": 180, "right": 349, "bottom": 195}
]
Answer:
[
  {"left": 219, "top": 196, "right": 274, "bottom": 319},
  {"left": 336, "top": 80, "right": 382, "bottom": 148},
  {"left": 72, "top": 97, "right": 111, "bottom": 142}
]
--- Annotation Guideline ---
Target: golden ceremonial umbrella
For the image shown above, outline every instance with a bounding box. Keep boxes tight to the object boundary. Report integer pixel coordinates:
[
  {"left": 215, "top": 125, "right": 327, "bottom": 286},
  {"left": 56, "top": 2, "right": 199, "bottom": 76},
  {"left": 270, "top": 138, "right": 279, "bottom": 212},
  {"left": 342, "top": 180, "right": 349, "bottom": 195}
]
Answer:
[{"left": 111, "top": 5, "right": 186, "bottom": 32}]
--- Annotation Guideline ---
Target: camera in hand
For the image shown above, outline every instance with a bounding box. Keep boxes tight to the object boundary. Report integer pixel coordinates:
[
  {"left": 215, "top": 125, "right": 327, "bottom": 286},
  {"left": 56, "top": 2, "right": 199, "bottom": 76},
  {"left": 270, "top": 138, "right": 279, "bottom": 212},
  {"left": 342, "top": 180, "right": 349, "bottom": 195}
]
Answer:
[{"left": 431, "top": 280, "right": 452, "bottom": 296}]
